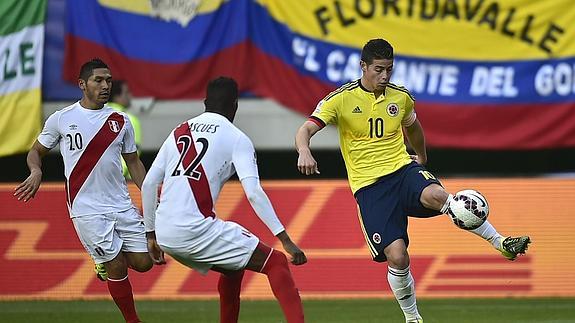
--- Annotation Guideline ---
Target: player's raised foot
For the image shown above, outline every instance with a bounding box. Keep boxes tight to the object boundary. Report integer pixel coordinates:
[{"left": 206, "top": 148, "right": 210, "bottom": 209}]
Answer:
[
  {"left": 406, "top": 317, "right": 423, "bottom": 323},
  {"left": 94, "top": 263, "right": 108, "bottom": 281},
  {"left": 499, "top": 236, "right": 531, "bottom": 261}
]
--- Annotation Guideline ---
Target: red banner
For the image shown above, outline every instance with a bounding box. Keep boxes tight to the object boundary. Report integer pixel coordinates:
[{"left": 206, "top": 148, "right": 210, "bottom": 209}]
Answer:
[{"left": 1, "top": 179, "right": 573, "bottom": 299}]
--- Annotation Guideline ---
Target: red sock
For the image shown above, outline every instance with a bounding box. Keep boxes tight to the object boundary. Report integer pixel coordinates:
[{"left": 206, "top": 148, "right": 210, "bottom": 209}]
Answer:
[
  {"left": 260, "top": 247, "right": 304, "bottom": 323},
  {"left": 218, "top": 270, "right": 245, "bottom": 323},
  {"left": 107, "top": 276, "right": 140, "bottom": 323}
]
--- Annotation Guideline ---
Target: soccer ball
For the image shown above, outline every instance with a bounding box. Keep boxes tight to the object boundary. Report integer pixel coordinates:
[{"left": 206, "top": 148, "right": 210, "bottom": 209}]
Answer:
[{"left": 448, "top": 189, "right": 489, "bottom": 230}]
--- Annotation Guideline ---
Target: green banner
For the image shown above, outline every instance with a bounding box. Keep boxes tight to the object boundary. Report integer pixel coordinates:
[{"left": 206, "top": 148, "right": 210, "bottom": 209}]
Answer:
[{"left": 0, "top": 0, "right": 46, "bottom": 157}]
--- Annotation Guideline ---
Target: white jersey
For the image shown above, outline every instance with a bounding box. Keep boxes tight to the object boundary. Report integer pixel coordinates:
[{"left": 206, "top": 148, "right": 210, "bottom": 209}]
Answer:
[
  {"left": 37, "top": 102, "right": 137, "bottom": 217},
  {"left": 146, "top": 112, "right": 259, "bottom": 227}
]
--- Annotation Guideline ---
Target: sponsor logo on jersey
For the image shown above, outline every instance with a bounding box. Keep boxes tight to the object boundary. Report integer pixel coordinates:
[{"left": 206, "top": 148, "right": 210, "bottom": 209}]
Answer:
[{"left": 352, "top": 106, "right": 362, "bottom": 113}]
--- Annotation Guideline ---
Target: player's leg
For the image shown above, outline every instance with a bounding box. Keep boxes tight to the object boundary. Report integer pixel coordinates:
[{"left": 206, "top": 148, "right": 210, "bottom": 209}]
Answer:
[
  {"left": 72, "top": 214, "right": 142, "bottom": 323},
  {"left": 384, "top": 240, "right": 423, "bottom": 323},
  {"left": 419, "top": 182, "right": 530, "bottom": 260},
  {"left": 116, "top": 208, "right": 154, "bottom": 272},
  {"left": 95, "top": 208, "right": 153, "bottom": 280},
  {"left": 157, "top": 219, "right": 304, "bottom": 323},
  {"left": 124, "top": 252, "right": 154, "bottom": 272},
  {"left": 244, "top": 242, "right": 304, "bottom": 323},
  {"left": 355, "top": 172, "right": 422, "bottom": 322},
  {"left": 210, "top": 267, "right": 245, "bottom": 323},
  {"left": 104, "top": 253, "right": 141, "bottom": 323}
]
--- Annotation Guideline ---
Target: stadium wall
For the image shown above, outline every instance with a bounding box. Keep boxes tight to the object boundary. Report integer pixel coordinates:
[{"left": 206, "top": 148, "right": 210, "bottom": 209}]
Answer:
[
  {"left": 1, "top": 179, "right": 574, "bottom": 300},
  {"left": 0, "top": 100, "right": 573, "bottom": 183}
]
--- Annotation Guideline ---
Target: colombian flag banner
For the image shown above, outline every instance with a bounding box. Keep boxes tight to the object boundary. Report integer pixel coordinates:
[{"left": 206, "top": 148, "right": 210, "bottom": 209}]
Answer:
[
  {"left": 64, "top": 0, "right": 575, "bottom": 149},
  {"left": 0, "top": 0, "right": 45, "bottom": 157}
]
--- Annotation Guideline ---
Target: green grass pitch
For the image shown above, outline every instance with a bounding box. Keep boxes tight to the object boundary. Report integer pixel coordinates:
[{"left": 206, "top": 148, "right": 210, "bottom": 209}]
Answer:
[{"left": 1, "top": 298, "right": 573, "bottom": 322}]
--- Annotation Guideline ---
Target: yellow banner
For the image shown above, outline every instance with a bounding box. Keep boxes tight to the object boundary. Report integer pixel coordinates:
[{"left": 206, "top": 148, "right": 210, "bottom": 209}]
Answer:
[{"left": 258, "top": 0, "right": 575, "bottom": 60}]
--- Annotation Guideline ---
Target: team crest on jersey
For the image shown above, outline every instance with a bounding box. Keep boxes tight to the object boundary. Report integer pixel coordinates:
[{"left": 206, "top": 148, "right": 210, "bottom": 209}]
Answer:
[
  {"left": 108, "top": 120, "right": 121, "bottom": 133},
  {"left": 387, "top": 103, "right": 399, "bottom": 117},
  {"left": 372, "top": 233, "right": 381, "bottom": 244}
]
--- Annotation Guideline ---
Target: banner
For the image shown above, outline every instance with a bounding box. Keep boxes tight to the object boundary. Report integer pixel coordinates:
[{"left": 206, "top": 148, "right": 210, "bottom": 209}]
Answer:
[
  {"left": 0, "top": 0, "right": 45, "bottom": 157},
  {"left": 1, "top": 179, "right": 574, "bottom": 299},
  {"left": 63, "top": 0, "right": 575, "bottom": 149}
]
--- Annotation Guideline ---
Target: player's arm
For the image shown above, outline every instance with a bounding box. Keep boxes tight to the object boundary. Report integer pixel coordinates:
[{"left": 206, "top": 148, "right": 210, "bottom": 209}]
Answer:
[
  {"left": 295, "top": 120, "right": 322, "bottom": 175},
  {"left": 122, "top": 115, "right": 146, "bottom": 188},
  {"left": 123, "top": 152, "right": 146, "bottom": 189},
  {"left": 234, "top": 135, "right": 307, "bottom": 265},
  {"left": 404, "top": 118, "right": 428, "bottom": 165},
  {"left": 14, "top": 141, "right": 50, "bottom": 202},
  {"left": 141, "top": 145, "right": 167, "bottom": 265},
  {"left": 240, "top": 176, "right": 307, "bottom": 265}
]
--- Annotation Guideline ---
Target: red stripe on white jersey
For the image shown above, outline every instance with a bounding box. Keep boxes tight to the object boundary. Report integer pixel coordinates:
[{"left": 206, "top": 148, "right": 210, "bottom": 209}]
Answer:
[
  {"left": 67, "top": 112, "right": 124, "bottom": 208},
  {"left": 173, "top": 122, "right": 215, "bottom": 218}
]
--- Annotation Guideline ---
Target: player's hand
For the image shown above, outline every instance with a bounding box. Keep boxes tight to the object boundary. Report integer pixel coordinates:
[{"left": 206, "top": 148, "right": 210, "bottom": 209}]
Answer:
[
  {"left": 297, "top": 150, "right": 320, "bottom": 175},
  {"left": 410, "top": 154, "right": 427, "bottom": 165},
  {"left": 282, "top": 240, "right": 307, "bottom": 266},
  {"left": 147, "top": 236, "right": 166, "bottom": 265},
  {"left": 14, "top": 170, "right": 42, "bottom": 202}
]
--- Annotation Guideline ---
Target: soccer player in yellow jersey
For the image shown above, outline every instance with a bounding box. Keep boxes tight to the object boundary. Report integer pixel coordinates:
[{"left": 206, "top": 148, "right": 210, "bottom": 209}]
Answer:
[{"left": 295, "top": 39, "right": 531, "bottom": 323}]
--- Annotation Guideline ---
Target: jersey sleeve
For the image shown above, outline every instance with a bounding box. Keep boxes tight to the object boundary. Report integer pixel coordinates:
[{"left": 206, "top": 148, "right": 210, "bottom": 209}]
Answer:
[
  {"left": 141, "top": 139, "right": 169, "bottom": 232},
  {"left": 240, "top": 176, "right": 285, "bottom": 235},
  {"left": 401, "top": 92, "right": 417, "bottom": 127},
  {"left": 232, "top": 133, "right": 259, "bottom": 181},
  {"left": 121, "top": 115, "right": 138, "bottom": 154},
  {"left": 37, "top": 112, "right": 61, "bottom": 149},
  {"left": 310, "top": 94, "right": 339, "bottom": 127}
]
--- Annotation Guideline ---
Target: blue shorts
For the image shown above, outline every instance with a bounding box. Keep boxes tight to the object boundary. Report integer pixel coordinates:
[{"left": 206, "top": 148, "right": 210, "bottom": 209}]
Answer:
[{"left": 354, "top": 162, "right": 442, "bottom": 262}]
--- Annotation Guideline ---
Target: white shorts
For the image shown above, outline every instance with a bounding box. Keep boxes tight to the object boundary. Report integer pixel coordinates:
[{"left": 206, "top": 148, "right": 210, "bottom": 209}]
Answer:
[
  {"left": 72, "top": 208, "right": 148, "bottom": 263},
  {"left": 157, "top": 218, "right": 259, "bottom": 275}
]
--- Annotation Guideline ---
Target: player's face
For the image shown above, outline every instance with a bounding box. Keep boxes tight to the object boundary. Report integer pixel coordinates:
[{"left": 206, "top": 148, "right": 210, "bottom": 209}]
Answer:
[
  {"left": 80, "top": 68, "right": 112, "bottom": 107},
  {"left": 361, "top": 58, "right": 393, "bottom": 93}
]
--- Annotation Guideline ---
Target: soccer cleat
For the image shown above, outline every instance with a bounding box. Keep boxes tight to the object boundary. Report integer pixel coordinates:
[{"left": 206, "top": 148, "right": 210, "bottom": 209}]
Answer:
[
  {"left": 499, "top": 236, "right": 531, "bottom": 261},
  {"left": 94, "top": 263, "right": 108, "bottom": 281},
  {"left": 406, "top": 318, "right": 423, "bottom": 323}
]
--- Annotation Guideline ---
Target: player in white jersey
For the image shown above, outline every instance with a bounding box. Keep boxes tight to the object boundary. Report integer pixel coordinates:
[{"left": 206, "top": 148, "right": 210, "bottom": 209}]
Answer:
[
  {"left": 142, "top": 77, "right": 307, "bottom": 323},
  {"left": 15, "top": 58, "right": 155, "bottom": 323}
]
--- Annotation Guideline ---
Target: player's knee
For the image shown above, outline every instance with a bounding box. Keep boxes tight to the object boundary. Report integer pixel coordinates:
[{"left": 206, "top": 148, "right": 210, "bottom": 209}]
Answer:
[
  {"left": 129, "top": 254, "right": 153, "bottom": 272},
  {"left": 135, "top": 260, "right": 153, "bottom": 272},
  {"left": 260, "top": 250, "right": 289, "bottom": 274},
  {"left": 421, "top": 185, "right": 448, "bottom": 210},
  {"left": 270, "top": 250, "right": 289, "bottom": 267},
  {"left": 384, "top": 247, "right": 409, "bottom": 269},
  {"left": 387, "top": 255, "right": 409, "bottom": 269}
]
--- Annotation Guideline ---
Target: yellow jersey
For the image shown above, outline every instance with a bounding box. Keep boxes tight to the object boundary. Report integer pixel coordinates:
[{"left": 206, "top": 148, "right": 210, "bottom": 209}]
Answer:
[{"left": 310, "top": 80, "right": 417, "bottom": 194}]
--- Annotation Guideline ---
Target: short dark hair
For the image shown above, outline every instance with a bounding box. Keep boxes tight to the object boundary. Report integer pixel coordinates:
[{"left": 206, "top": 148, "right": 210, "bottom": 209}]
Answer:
[
  {"left": 361, "top": 39, "right": 394, "bottom": 65},
  {"left": 78, "top": 58, "right": 109, "bottom": 81},
  {"left": 110, "top": 79, "right": 126, "bottom": 101},
  {"left": 204, "top": 77, "right": 238, "bottom": 113}
]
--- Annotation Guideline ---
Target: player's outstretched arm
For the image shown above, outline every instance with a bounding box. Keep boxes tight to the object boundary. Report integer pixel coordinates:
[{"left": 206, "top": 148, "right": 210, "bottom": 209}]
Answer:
[
  {"left": 295, "top": 121, "right": 322, "bottom": 175},
  {"left": 14, "top": 141, "right": 50, "bottom": 202},
  {"left": 240, "top": 177, "right": 308, "bottom": 265},
  {"left": 276, "top": 230, "right": 307, "bottom": 266}
]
